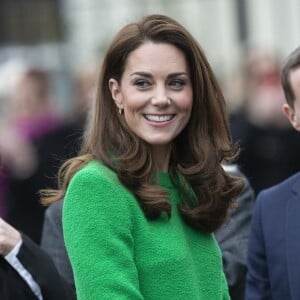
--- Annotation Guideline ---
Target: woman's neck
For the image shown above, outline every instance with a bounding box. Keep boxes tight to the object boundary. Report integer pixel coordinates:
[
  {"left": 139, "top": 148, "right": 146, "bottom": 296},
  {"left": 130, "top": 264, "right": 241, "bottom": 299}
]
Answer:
[{"left": 150, "top": 144, "right": 171, "bottom": 172}]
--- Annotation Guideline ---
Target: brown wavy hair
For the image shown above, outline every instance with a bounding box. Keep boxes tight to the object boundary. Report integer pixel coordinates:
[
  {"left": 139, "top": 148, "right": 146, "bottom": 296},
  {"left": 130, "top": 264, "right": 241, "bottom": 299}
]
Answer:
[{"left": 41, "top": 14, "right": 244, "bottom": 233}]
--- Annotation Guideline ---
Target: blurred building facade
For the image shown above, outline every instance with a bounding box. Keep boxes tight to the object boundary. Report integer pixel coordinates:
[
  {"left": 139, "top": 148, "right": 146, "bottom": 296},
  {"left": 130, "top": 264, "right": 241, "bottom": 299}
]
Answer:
[{"left": 0, "top": 0, "right": 299, "bottom": 113}]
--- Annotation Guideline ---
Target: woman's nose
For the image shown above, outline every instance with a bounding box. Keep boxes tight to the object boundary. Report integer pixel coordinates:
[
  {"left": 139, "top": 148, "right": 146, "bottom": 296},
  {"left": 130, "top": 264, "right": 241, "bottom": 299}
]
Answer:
[{"left": 151, "top": 88, "right": 170, "bottom": 106}]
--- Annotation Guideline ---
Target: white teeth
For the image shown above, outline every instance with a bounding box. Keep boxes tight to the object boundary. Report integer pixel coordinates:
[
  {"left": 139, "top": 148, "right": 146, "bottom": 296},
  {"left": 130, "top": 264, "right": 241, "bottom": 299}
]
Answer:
[{"left": 144, "top": 114, "right": 174, "bottom": 122}]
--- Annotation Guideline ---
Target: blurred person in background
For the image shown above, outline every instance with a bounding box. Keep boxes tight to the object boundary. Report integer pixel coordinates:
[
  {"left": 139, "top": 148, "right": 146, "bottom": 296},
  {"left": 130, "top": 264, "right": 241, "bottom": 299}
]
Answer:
[
  {"left": 246, "top": 46, "right": 300, "bottom": 300},
  {"left": 227, "top": 48, "right": 300, "bottom": 195},
  {"left": 0, "top": 59, "right": 98, "bottom": 246},
  {"left": 42, "top": 62, "right": 99, "bottom": 150},
  {"left": 0, "top": 60, "right": 30, "bottom": 220},
  {"left": 34, "top": 62, "right": 99, "bottom": 192},
  {"left": 0, "top": 67, "right": 62, "bottom": 243}
]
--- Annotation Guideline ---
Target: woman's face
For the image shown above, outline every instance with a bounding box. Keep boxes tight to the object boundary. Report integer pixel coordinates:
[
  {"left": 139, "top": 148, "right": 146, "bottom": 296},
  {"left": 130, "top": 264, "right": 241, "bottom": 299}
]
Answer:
[{"left": 109, "top": 42, "right": 193, "bottom": 150}]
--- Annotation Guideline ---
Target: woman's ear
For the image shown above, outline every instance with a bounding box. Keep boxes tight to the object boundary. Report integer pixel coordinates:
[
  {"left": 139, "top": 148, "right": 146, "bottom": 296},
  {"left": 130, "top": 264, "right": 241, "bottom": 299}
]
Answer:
[
  {"left": 109, "top": 78, "right": 123, "bottom": 109},
  {"left": 282, "top": 103, "right": 300, "bottom": 131}
]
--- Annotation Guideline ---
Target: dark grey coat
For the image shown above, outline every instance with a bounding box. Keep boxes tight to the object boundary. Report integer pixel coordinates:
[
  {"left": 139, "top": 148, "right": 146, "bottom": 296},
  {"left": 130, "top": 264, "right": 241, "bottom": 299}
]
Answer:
[{"left": 216, "top": 165, "right": 254, "bottom": 300}]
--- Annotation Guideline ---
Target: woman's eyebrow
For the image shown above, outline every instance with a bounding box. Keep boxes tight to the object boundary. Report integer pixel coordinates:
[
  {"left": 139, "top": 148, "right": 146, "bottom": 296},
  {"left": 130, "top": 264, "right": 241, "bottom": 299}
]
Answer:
[
  {"left": 130, "top": 72, "right": 189, "bottom": 78},
  {"left": 167, "top": 72, "right": 189, "bottom": 79},
  {"left": 130, "top": 72, "right": 152, "bottom": 78}
]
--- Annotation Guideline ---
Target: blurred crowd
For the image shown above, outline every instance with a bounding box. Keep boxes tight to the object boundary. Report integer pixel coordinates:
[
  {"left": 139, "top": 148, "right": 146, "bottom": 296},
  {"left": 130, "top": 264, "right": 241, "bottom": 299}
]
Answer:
[
  {"left": 225, "top": 48, "right": 300, "bottom": 195},
  {"left": 0, "top": 60, "right": 98, "bottom": 243}
]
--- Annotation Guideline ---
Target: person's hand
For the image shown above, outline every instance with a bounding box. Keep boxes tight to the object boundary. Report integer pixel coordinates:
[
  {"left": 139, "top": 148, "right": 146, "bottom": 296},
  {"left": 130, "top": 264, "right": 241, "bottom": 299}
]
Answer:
[{"left": 0, "top": 218, "right": 22, "bottom": 256}]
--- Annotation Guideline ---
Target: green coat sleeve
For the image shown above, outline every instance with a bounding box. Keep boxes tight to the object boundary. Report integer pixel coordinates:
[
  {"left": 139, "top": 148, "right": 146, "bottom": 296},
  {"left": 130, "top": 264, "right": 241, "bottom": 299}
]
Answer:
[{"left": 63, "top": 166, "right": 143, "bottom": 300}]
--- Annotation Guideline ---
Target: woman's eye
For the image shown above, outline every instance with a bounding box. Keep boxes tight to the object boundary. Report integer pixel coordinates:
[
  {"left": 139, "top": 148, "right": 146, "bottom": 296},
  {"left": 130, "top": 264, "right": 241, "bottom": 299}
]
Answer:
[
  {"left": 134, "top": 80, "right": 150, "bottom": 89},
  {"left": 169, "top": 79, "right": 185, "bottom": 89}
]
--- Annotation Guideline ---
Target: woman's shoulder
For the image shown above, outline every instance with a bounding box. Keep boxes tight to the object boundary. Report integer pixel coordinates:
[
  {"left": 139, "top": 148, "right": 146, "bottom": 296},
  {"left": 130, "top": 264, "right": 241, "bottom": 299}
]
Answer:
[
  {"left": 71, "top": 160, "right": 118, "bottom": 186},
  {"left": 67, "top": 160, "right": 134, "bottom": 207},
  {"left": 64, "top": 160, "right": 139, "bottom": 223}
]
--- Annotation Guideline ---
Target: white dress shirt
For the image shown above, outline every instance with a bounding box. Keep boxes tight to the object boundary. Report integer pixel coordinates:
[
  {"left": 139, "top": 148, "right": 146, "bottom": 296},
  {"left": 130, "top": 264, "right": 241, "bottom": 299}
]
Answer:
[{"left": 5, "top": 240, "right": 43, "bottom": 300}]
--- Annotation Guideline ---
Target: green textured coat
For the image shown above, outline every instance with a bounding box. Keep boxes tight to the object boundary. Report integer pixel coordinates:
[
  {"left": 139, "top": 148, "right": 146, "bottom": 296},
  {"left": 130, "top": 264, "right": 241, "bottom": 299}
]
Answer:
[{"left": 63, "top": 161, "right": 230, "bottom": 299}]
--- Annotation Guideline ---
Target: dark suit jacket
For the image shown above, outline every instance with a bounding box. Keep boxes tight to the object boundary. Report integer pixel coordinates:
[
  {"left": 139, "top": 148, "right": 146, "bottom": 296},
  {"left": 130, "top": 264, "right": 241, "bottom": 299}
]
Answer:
[
  {"left": 0, "top": 256, "right": 37, "bottom": 300},
  {"left": 246, "top": 172, "right": 300, "bottom": 300},
  {"left": 0, "top": 234, "right": 76, "bottom": 300}
]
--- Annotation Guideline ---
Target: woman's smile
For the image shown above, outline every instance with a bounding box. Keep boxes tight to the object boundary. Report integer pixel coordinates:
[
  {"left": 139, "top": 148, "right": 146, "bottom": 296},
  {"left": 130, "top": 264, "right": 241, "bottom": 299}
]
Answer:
[{"left": 143, "top": 114, "right": 175, "bottom": 123}]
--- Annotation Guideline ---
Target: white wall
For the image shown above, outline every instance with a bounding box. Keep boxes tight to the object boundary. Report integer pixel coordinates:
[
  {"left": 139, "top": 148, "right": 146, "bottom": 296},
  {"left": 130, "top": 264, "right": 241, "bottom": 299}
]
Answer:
[
  {"left": 246, "top": 0, "right": 300, "bottom": 57},
  {"left": 62, "top": 0, "right": 243, "bottom": 78},
  {"left": 62, "top": 0, "right": 300, "bottom": 79}
]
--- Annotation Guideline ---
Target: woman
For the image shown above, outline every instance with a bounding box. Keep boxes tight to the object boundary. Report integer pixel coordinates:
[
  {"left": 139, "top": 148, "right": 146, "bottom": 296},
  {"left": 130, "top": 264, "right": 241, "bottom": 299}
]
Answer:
[{"left": 42, "top": 14, "right": 243, "bottom": 299}]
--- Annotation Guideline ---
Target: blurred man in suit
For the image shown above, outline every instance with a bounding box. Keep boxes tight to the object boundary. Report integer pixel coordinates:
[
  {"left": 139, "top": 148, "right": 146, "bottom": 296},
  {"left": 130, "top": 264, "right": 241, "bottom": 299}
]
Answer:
[{"left": 246, "top": 46, "right": 300, "bottom": 300}]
